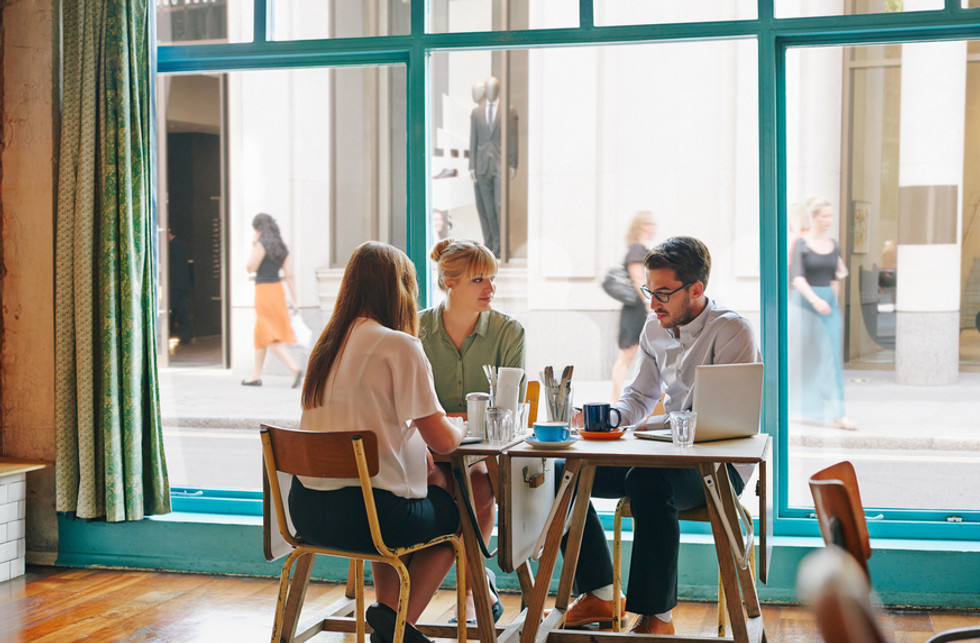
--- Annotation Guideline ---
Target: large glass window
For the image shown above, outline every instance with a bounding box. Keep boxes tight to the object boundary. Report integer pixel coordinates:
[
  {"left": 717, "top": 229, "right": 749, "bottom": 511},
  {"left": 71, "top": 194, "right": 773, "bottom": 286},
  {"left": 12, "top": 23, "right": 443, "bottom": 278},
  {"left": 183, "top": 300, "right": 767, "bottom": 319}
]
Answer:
[
  {"left": 157, "top": 65, "right": 406, "bottom": 491},
  {"left": 594, "top": 0, "right": 756, "bottom": 25},
  {"left": 156, "top": 0, "right": 252, "bottom": 44},
  {"left": 775, "top": 0, "right": 943, "bottom": 19},
  {"left": 428, "top": 0, "right": 579, "bottom": 33},
  {"left": 785, "top": 42, "right": 980, "bottom": 516},
  {"left": 270, "top": 1, "right": 411, "bottom": 39},
  {"left": 153, "top": 1, "right": 980, "bottom": 542}
]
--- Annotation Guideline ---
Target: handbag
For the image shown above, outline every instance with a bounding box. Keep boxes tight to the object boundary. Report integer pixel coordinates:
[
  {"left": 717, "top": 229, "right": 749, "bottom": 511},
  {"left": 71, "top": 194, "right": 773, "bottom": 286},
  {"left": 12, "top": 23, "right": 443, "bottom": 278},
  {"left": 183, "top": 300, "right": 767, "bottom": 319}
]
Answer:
[
  {"left": 290, "top": 311, "right": 313, "bottom": 348},
  {"left": 601, "top": 266, "right": 641, "bottom": 305}
]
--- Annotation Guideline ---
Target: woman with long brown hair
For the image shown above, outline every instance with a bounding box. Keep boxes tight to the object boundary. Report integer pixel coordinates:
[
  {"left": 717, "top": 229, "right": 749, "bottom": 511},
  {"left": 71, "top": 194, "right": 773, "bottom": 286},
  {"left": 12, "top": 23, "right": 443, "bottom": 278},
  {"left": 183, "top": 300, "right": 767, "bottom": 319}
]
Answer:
[{"left": 293, "top": 241, "right": 465, "bottom": 643}]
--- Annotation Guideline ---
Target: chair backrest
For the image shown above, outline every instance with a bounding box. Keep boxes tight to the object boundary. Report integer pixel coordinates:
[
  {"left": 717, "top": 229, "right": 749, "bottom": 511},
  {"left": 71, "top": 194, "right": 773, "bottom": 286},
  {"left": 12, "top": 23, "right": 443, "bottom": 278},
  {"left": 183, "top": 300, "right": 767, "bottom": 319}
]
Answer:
[
  {"left": 525, "top": 380, "right": 540, "bottom": 427},
  {"left": 260, "top": 425, "right": 382, "bottom": 553},
  {"left": 808, "top": 461, "right": 872, "bottom": 577},
  {"left": 797, "top": 548, "right": 887, "bottom": 643},
  {"left": 262, "top": 425, "right": 380, "bottom": 478}
]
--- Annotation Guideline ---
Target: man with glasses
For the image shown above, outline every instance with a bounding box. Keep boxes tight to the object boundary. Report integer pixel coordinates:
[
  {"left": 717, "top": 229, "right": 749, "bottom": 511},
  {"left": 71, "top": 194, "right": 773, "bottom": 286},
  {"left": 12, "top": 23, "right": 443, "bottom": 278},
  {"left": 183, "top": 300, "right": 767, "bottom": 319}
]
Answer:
[{"left": 561, "top": 236, "right": 761, "bottom": 635}]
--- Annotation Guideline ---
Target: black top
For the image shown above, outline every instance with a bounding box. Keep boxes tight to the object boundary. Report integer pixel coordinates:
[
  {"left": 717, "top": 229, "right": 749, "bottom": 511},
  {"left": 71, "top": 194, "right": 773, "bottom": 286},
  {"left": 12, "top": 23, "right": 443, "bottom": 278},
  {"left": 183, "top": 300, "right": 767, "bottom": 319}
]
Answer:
[
  {"left": 790, "top": 238, "right": 839, "bottom": 287},
  {"left": 623, "top": 242, "right": 648, "bottom": 269},
  {"left": 255, "top": 251, "right": 284, "bottom": 284}
]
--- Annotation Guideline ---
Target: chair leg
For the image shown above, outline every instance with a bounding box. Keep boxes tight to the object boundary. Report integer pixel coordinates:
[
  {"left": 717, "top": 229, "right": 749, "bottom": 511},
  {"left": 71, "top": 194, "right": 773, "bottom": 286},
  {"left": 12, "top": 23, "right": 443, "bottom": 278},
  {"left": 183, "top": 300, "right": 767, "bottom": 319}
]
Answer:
[
  {"left": 454, "top": 539, "right": 467, "bottom": 643},
  {"left": 612, "top": 498, "right": 626, "bottom": 633},
  {"left": 392, "top": 559, "right": 411, "bottom": 643},
  {"left": 272, "top": 550, "right": 315, "bottom": 643},
  {"left": 355, "top": 559, "right": 365, "bottom": 643},
  {"left": 717, "top": 571, "right": 726, "bottom": 637},
  {"left": 346, "top": 558, "right": 359, "bottom": 600}
]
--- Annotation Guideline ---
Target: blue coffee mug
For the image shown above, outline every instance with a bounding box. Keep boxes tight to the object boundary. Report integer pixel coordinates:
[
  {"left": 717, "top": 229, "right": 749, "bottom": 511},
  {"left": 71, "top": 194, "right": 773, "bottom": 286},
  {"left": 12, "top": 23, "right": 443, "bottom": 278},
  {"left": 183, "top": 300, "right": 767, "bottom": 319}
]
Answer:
[{"left": 582, "top": 403, "right": 622, "bottom": 432}]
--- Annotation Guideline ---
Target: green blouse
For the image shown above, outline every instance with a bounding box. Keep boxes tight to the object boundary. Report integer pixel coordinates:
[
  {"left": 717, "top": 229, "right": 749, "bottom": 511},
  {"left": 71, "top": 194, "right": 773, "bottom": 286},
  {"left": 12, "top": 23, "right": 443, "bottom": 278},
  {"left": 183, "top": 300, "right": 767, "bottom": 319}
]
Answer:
[{"left": 418, "top": 303, "right": 527, "bottom": 413}]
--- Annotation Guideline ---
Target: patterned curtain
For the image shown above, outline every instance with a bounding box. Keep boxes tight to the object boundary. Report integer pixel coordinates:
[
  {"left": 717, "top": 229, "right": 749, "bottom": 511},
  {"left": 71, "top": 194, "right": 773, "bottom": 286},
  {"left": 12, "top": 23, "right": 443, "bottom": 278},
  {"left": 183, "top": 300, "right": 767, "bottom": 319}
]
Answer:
[{"left": 55, "top": 0, "right": 170, "bottom": 521}]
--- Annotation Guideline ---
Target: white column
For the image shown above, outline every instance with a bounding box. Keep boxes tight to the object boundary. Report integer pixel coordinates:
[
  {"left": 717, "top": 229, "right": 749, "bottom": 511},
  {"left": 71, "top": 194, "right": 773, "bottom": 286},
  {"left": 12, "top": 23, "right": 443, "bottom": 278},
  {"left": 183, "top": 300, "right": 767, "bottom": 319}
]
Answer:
[{"left": 895, "top": 38, "right": 966, "bottom": 386}]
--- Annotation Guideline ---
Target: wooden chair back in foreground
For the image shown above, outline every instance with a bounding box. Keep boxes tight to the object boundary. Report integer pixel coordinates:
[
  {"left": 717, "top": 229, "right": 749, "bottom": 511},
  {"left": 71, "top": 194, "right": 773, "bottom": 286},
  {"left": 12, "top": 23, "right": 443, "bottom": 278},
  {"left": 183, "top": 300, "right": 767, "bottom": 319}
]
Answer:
[
  {"left": 797, "top": 547, "right": 980, "bottom": 643},
  {"left": 525, "top": 380, "right": 540, "bottom": 427},
  {"left": 260, "top": 425, "right": 467, "bottom": 643},
  {"left": 808, "top": 461, "right": 872, "bottom": 578},
  {"left": 612, "top": 496, "right": 756, "bottom": 637}
]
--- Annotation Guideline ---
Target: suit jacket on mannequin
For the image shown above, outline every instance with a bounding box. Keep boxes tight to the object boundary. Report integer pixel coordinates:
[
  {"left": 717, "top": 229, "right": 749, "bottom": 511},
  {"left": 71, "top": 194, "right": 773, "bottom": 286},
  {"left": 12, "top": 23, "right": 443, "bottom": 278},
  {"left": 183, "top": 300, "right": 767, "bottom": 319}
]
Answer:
[{"left": 469, "top": 99, "right": 518, "bottom": 178}]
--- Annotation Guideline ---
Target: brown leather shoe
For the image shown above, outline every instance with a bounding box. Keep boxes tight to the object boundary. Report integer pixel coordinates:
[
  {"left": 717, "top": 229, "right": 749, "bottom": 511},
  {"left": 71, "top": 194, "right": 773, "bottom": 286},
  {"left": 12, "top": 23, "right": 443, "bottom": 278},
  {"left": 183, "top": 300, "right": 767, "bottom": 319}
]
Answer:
[
  {"left": 562, "top": 592, "right": 626, "bottom": 628},
  {"left": 630, "top": 615, "right": 675, "bottom": 635}
]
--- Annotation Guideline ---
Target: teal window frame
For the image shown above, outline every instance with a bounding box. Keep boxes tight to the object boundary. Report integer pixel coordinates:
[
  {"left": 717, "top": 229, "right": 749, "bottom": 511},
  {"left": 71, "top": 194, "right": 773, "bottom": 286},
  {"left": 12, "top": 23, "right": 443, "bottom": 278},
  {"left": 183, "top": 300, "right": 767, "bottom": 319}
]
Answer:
[{"left": 156, "top": 0, "right": 980, "bottom": 543}]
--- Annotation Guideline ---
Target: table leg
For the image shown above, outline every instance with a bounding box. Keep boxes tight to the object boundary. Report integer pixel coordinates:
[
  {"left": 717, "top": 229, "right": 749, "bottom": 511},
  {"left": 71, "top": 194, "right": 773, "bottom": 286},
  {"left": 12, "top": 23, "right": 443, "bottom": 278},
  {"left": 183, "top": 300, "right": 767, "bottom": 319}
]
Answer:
[
  {"left": 519, "top": 460, "right": 582, "bottom": 643},
  {"left": 715, "top": 464, "right": 761, "bottom": 619},
  {"left": 451, "top": 454, "right": 497, "bottom": 643},
  {"left": 700, "top": 463, "right": 766, "bottom": 643},
  {"left": 554, "top": 464, "right": 596, "bottom": 612}
]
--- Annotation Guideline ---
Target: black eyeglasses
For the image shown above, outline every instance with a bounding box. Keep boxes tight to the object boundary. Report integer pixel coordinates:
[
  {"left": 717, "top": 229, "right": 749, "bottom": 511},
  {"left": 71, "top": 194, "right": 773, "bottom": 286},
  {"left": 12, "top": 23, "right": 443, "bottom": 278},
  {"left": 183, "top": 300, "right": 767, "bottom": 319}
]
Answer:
[{"left": 641, "top": 282, "right": 694, "bottom": 303}]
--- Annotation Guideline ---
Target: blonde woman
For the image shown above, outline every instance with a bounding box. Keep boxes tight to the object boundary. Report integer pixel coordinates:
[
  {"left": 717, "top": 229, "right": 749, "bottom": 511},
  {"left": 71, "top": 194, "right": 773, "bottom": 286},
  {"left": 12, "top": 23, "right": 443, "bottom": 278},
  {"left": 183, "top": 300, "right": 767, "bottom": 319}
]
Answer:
[
  {"left": 419, "top": 238, "right": 525, "bottom": 624},
  {"left": 789, "top": 197, "right": 856, "bottom": 430},
  {"left": 610, "top": 211, "right": 657, "bottom": 401},
  {"left": 295, "top": 242, "right": 465, "bottom": 643}
]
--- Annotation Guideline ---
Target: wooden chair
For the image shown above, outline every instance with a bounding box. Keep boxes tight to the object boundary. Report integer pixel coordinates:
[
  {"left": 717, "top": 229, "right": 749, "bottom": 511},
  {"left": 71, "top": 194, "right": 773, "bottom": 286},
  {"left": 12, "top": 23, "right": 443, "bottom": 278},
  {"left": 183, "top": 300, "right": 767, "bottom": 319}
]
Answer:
[
  {"left": 526, "top": 380, "right": 540, "bottom": 427},
  {"left": 808, "top": 460, "right": 872, "bottom": 578},
  {"left": 798, "top": 547, "right": 980, "bottom": 643},
  {"left": 260, "top": 425, "right": 467, "bottom": 643},
  {"left": 612, "top": 497, "right": 756, "bottom": 636}
]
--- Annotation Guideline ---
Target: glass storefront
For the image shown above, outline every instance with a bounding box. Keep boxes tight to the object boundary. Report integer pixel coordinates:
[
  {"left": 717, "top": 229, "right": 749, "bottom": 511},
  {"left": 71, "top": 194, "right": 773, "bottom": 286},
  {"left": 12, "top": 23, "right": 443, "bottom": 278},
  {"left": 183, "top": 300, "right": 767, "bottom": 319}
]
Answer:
[
  {"left": 785, "top": 42, "right": 980, "bottom": 513},
  {"left": 155, "top": 2, "right": 979, "bottom": 530}
]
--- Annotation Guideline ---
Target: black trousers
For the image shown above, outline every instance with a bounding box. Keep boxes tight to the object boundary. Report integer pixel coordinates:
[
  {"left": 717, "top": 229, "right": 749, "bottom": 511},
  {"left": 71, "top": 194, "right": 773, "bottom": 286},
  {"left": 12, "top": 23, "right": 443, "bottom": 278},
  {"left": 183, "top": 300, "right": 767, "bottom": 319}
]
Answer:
[{"left": 557, "top": 462, "right": 744, "bottom": 615}]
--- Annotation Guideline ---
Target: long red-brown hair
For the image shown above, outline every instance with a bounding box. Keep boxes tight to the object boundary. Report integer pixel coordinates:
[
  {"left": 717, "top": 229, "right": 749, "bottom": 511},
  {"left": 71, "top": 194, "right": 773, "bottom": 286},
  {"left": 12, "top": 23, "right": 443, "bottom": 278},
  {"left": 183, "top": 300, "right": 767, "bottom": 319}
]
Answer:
[{"left": 301, "top": 241, "right": 420, "bottom": 410}]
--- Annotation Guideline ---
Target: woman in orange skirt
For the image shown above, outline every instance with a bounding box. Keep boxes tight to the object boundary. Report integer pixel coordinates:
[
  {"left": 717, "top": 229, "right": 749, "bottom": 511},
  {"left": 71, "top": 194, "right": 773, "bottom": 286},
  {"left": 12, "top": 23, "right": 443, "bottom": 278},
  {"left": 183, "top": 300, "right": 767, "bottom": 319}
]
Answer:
[{"left": 243, "top": 213, "right": 303, "bottom": 388}]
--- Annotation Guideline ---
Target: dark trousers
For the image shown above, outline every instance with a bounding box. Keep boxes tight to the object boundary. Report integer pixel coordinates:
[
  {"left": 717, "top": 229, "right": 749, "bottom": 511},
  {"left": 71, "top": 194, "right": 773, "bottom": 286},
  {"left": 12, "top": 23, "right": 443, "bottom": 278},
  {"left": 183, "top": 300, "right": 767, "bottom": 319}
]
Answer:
[
  {"left": 171, "top": 287, "right": 191, "bottom": 344},
  {"left": 557, "top": 462, "right": 744, "bottom": 615},
  {"left": 473, "top": 173, "right": 501, "bottom": 255}
]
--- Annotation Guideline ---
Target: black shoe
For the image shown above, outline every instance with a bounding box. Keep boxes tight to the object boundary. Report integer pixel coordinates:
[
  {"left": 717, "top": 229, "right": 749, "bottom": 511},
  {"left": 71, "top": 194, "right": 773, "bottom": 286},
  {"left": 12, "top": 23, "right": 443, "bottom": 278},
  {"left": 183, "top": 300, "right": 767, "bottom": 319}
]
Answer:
[
  {"left": 291, "top": 369, "right": 304, "bottom": 389},
  {"left": 241, "top": 379, "right": 262, "bottom": 387},
  {"left": 366, "top": 603, "right": 432, "bottom": 643},
  {"left": 486, "top": 568, "right": 504, "bottom": 623}
]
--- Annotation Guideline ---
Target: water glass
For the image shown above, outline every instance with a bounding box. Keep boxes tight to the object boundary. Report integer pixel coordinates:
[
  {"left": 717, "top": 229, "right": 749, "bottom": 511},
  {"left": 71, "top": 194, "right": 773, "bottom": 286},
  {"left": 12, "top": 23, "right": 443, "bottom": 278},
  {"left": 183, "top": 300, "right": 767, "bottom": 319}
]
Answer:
[
  {"left": 486, "top": 407, "right": 514, "bottom": 445},
  {"left": 514, "top": 402, "right": 531, "bottom": 437},
  {"left": 669, "top": 410, "right": 697, "bottom": 447}
]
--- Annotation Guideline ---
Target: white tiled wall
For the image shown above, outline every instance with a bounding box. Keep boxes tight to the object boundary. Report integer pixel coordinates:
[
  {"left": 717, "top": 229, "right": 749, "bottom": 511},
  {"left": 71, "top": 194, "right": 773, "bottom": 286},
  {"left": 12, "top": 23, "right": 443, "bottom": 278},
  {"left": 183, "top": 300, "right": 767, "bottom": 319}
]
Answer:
[{"left": 0, "top": 473, "right": 27, "bottom": 582}]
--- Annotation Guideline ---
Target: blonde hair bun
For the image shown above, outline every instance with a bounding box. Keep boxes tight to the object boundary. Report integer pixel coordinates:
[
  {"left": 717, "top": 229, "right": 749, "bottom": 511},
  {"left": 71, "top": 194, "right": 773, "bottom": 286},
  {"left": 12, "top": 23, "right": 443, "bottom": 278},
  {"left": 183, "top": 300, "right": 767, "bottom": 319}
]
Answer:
[{"left": 430, "top": 238, "right": 455, "bottom": 263}]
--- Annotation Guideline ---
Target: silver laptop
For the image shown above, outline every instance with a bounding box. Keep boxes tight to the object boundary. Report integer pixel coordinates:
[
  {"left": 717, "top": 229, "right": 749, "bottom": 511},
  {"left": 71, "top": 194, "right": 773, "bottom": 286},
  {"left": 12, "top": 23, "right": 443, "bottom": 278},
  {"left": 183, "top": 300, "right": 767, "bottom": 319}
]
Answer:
[{"left": 634, "top": 363, "right": 764, "bottom": 443}]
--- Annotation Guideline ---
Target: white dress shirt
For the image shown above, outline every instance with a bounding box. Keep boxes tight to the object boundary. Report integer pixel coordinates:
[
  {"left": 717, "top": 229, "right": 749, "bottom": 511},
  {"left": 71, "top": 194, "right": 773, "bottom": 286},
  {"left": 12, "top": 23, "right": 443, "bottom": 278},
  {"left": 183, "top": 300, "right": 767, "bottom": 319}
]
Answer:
[{"left": 615, "top": 298, "right": 762, "bottom": 480}]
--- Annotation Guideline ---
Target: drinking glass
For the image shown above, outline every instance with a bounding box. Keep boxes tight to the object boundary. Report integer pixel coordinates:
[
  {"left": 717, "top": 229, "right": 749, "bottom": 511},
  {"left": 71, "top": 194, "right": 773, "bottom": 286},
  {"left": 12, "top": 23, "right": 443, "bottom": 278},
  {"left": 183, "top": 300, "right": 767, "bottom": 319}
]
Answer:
[
  {"left": 669, "top": 410, "right": 697, "bottom": 447},
  {"left": 486, "top": 407, "right": 514, "bottom": 445}
]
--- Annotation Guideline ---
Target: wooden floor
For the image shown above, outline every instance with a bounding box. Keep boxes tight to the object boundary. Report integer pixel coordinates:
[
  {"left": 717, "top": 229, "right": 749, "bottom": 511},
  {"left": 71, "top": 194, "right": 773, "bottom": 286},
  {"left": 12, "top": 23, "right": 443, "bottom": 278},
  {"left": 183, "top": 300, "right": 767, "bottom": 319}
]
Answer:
[{"left": 3, "top": 566, "right": 979, "bottom": 642}]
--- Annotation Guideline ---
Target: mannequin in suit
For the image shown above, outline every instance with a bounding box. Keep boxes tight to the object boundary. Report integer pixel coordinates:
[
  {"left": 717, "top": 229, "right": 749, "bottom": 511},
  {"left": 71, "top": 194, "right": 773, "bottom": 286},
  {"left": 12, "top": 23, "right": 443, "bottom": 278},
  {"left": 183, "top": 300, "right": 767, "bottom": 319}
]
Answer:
[{"left": 469, "top": 76, "right": 518, "bottom": 257}]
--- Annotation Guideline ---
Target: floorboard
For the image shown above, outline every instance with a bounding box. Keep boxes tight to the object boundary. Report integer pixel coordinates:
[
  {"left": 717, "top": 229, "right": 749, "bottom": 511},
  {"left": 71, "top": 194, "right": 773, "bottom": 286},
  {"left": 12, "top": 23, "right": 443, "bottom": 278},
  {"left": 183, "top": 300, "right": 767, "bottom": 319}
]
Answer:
[{"left": 2, "top": 566, "right": 978, "bottom": 642}]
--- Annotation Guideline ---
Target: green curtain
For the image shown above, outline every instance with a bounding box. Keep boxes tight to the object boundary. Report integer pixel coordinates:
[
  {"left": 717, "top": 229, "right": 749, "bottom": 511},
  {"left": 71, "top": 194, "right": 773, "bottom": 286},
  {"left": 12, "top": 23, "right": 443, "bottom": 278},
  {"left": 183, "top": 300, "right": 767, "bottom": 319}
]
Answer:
[{"left": 55, "top": 0, "right": 170, "bottom": 521}]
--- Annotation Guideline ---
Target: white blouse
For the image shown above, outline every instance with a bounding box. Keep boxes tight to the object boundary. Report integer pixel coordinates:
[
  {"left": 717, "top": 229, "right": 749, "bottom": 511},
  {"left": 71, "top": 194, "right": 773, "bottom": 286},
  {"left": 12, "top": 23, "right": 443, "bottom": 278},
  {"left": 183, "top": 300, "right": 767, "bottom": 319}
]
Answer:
[{"left": 299, "top": 317, "right": 444, "bottom": 498}]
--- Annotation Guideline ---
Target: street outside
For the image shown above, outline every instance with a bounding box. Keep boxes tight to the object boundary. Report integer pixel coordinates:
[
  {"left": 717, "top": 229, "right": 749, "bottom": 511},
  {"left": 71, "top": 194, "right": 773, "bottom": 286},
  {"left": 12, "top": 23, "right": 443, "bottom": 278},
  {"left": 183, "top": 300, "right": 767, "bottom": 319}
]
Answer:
[{"left": 158, "top": 366, "right": 980, "bottom": 514}]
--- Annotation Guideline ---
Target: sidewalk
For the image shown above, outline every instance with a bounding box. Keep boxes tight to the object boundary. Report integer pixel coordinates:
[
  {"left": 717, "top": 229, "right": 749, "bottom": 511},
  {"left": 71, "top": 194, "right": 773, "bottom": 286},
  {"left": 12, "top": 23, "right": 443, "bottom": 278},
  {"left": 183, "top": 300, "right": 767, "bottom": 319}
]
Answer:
[{"left": 157, "top": 365, "right": 980, "bottom": 450}]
